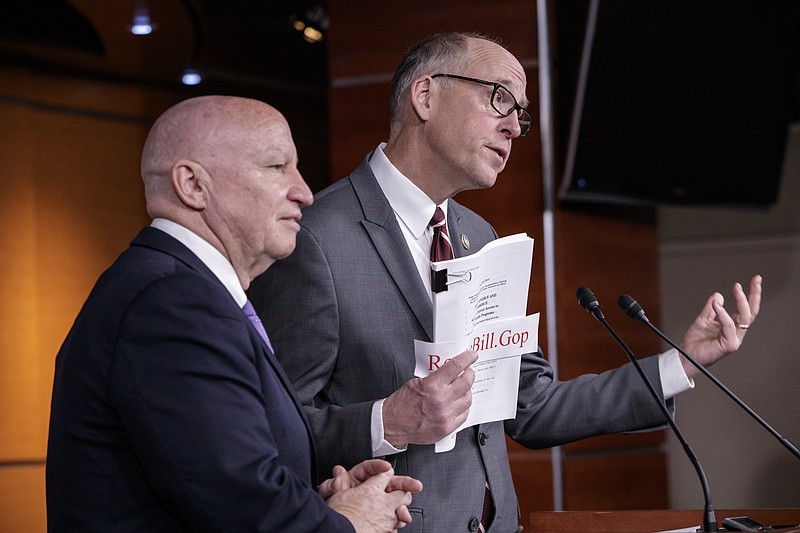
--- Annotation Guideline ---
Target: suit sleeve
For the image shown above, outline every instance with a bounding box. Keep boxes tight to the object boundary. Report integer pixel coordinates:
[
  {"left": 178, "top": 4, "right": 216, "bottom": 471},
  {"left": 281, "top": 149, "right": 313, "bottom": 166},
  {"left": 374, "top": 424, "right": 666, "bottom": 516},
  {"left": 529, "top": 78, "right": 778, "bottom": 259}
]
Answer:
[
  {"left": 250, "top": 226, "right": 376, "bottom": 479},
  {"left": 109, "top": 273, "right": 354, "bottom": 532},
  {"left": 451, "top": 213, "right": 674, "bottom": 446},
  {"left": 505, "top": 347, "right": 674, "bottom": 447}
]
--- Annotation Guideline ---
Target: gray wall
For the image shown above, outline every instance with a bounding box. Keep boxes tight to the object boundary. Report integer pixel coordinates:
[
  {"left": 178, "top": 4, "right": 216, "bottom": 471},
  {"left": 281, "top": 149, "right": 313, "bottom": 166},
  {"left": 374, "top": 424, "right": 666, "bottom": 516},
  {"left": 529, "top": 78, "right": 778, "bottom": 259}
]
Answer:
[{"left": 658, "top": 123, "right": 800, "bottom": 508}]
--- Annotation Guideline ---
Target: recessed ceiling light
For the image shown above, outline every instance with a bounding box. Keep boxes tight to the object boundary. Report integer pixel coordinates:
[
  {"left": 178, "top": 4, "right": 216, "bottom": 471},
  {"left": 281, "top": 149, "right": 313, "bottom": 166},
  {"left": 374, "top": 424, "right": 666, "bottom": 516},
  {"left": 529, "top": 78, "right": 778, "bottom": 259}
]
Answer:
[
  {"left": 181, "top": 68, "right": 202, "bottom": 86},
  {"left": 130, "top": 15, "right": 153, "bottom": 35}
]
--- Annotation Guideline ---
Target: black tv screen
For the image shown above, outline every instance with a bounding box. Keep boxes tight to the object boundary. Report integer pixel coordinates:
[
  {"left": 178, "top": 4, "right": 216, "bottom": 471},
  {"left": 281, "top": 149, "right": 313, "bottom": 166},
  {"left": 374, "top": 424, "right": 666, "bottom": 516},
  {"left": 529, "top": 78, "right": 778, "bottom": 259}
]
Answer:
[{"left": 557, "top": 0, "right": 799, "bottom": 208}]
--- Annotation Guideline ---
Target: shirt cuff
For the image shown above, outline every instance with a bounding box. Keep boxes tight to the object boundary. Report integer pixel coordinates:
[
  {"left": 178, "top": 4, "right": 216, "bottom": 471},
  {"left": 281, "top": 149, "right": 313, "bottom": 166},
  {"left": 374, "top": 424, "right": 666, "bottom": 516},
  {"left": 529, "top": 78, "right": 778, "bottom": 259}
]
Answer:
[
  {"left": 371, "top": 399, "right": 408, "bottom": 457},
  {"left": 659, "top": 348, "right": 695, "bottom": 399}
]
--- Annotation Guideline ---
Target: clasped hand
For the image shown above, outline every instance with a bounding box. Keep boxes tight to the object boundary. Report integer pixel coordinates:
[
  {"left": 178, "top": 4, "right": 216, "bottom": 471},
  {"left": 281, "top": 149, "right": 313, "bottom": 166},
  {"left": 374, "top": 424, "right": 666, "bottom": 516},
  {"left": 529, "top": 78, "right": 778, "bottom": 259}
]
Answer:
[{"left": 320, "top": 459, "right": 423, "bottom": 532}]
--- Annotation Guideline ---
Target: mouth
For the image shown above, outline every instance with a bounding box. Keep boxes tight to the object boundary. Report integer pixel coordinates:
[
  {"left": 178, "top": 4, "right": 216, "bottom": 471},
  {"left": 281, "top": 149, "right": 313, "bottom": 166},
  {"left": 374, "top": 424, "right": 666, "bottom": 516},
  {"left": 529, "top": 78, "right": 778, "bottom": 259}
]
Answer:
[
  {"left": 281, "top": 213, "right": 302, "bottom": 230},
  {"left": 487, "top": 145, "right": 508, "bottom": 164}
]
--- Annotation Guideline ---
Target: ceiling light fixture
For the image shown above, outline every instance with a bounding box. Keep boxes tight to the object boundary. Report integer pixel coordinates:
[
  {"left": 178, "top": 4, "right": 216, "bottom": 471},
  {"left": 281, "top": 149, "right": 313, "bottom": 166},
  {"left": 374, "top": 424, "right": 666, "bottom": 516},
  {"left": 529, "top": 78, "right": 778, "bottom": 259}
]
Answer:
[
  {"left": 129, "top": 1, "right": 154, "bottom": 35},
  {"left": 181, "top": 68, "right": 202, "bottom": 86},
  {"left": 130, "top": 15, "right": 152, "bottom": 35},
  {"left": 290, "top": 4, "right": 328, "bottom": 44}
]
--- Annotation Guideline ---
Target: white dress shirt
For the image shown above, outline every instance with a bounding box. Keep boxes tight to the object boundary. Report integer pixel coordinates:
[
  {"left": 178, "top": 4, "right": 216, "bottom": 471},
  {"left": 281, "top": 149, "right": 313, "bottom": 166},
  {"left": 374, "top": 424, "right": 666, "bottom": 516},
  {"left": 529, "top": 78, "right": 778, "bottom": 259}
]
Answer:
[{"left": 150, "top": 218, "right": 245, "bottom": 306}]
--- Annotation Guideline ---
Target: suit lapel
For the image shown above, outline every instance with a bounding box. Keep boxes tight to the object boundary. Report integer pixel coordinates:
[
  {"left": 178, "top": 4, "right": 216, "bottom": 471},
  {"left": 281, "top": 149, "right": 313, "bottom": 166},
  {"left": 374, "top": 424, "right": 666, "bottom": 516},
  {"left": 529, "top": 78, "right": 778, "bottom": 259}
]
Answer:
[
  {"left": 349, "top": 162, "right": 434, "bottom": 341},
  {"left": 132, "top": 227, "right": 318, "bottom": 466},
  {"left": 447, "top": 201, "right": 497, "bottom": 259},
  {"left": 448, "top": 207, "right": 467, "bottom": 259}
]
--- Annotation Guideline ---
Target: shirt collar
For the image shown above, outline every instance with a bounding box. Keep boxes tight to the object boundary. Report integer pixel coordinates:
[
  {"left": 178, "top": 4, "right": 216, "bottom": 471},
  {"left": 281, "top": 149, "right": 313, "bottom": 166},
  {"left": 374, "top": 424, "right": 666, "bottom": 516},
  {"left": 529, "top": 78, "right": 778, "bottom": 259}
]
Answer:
[
  {"left": 150, "top": 218, "right": 247, "bottom": 307},
  {"left": 370, "top": 143, "right": 448, "bottom": 238}
]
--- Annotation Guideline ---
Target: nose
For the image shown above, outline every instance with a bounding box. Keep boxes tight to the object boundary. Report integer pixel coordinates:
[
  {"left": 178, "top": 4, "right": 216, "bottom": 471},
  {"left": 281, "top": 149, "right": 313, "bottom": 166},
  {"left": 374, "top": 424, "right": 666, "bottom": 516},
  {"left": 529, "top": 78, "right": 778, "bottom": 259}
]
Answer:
[
  {"left": 500, "top": 112, "right": 522, "bottom": 139},
  {"left": 288, "top": 170, "right": 314, "bottom": 207}
]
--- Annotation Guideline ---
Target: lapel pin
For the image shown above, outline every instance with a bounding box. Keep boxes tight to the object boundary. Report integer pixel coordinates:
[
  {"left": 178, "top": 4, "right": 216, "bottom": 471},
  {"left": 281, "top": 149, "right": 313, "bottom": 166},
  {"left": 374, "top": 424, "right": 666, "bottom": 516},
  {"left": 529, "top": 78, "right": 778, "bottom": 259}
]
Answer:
[{"left": 461, "top": 234, "right": 470, "bottom": 250}]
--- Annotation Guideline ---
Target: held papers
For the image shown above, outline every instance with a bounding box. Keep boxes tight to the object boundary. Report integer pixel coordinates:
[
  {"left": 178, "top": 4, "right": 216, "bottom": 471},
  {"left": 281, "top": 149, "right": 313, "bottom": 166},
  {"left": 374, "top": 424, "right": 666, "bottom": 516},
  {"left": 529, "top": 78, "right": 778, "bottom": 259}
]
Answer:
[{"left": 413, "top": 233, "right": 538, "bottom": 452}]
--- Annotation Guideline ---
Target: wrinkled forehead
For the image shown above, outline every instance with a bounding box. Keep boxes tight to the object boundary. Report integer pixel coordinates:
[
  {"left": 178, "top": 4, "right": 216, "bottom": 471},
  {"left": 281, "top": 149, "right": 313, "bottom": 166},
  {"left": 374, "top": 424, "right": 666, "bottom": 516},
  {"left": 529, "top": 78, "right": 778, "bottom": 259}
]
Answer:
[
  {"left": 463, "top": 38, "right": 528, "bottom": 107},
  {"left": 232, "top": 116, "right": 299, "bottom": 170},
  {"left": 205, "top": 103, "right": 291, "bottom": 149}
]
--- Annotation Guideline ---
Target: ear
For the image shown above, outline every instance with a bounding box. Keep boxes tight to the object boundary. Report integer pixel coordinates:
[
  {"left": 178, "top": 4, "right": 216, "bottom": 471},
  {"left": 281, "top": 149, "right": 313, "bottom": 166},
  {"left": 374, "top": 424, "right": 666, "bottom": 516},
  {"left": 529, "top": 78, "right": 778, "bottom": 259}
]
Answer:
[
  {"left": 409, "top": 76, "right": 433, "bottom": 122},
  {"left": 171, "top": 159, "right": 209, "bottom": 210}
]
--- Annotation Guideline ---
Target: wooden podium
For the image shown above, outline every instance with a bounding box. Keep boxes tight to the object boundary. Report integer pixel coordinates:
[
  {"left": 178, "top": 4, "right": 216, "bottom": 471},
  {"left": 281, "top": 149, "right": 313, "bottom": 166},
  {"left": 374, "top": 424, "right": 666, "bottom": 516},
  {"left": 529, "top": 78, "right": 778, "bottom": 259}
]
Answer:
[{"left": 529, "top": 508, "right": 800, "bottom": 532}]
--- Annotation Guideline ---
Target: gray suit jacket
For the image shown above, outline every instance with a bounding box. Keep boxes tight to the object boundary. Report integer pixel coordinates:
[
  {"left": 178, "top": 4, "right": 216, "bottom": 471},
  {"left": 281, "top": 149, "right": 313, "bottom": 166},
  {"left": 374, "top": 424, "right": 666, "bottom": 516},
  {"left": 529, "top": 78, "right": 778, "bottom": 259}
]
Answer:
[{"left": 250, "top": 154, "right": 671, "bottom": 533}]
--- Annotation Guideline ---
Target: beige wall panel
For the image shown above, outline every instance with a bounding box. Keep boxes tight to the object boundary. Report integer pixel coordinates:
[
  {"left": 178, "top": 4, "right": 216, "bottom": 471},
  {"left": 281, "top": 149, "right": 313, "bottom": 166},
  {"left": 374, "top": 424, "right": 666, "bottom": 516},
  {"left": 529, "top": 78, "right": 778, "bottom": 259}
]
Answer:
[
  {"left": 0, "top": 465, "right": 46, "bottom": 533},
  {"left": 0, "top": 72, "right": 154, "bottom": 462}
]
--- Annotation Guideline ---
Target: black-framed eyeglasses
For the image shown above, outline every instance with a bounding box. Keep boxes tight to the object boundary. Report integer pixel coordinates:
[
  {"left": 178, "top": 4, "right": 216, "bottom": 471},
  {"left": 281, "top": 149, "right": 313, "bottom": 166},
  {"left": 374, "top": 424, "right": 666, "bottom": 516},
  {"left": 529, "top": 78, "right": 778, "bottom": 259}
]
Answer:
[{"left": 431, "top": 73, "right": 533, "bottom": 137}]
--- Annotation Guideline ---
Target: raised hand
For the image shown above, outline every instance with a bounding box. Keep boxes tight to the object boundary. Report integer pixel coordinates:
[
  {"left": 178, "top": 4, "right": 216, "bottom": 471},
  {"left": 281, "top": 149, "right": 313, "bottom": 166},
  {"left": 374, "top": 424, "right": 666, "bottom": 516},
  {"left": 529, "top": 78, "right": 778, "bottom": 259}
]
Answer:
[{"left": 679, "top": 275, "right": 762, "bottom": 378}]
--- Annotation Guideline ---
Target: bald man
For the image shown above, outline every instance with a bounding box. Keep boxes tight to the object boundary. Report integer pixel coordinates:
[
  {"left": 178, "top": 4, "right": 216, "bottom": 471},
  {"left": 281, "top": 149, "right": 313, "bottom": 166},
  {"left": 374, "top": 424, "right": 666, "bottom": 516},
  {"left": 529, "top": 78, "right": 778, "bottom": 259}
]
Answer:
[{"left": 46, "top": 95, "right": 421, "bottom": 532}]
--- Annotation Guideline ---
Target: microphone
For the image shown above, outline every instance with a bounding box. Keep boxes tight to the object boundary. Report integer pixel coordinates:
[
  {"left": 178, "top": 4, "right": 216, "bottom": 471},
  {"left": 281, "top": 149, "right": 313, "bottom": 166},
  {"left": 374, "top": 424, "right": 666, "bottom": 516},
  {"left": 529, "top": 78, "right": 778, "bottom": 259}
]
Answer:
[
  {"left": 577, "top": 286, "right": 604, "bottom": 320},
  {"left": 576, "top": 287, "right": 718, "bottom": 532},
  {"left": 618, "top": 294, "right": 800, "bottom": 461}
]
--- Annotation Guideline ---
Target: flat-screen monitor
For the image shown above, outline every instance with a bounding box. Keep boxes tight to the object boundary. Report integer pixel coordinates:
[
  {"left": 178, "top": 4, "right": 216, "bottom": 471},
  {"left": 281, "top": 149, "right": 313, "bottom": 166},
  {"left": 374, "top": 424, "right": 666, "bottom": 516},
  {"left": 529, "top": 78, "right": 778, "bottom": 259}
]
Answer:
[{"left": 557, "top": 0, "right": 799, "bottom": 208}]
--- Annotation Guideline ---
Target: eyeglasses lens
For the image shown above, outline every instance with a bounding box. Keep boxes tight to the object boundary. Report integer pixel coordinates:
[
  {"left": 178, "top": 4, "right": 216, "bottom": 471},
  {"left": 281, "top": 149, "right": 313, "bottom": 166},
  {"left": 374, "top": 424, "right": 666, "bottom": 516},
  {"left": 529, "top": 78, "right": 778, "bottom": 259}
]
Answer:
[{"left": 492, "top": 86, "right": 531, "bottom": 137}]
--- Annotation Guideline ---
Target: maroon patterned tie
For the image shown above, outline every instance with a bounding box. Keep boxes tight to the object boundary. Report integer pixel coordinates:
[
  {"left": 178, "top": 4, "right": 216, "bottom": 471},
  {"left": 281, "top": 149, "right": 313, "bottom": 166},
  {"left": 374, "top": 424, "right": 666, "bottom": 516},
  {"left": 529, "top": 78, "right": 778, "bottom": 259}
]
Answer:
[
  {"left": 429, "top": 207, "right": 454, "bottom": 262},
  {"left": 430, "top": 208, "right": 493, "bottom": 529},
  {"left": 479, "top": 480, "right": 494, "bottom": 532}
]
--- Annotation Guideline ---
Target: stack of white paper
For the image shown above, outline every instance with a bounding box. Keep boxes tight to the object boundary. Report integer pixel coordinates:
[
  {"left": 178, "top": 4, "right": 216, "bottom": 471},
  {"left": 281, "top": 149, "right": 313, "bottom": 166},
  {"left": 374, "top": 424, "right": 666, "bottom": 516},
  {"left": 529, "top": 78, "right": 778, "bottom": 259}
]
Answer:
[{"left": 413, "top": 233, "right": 539, "bottom": 452}]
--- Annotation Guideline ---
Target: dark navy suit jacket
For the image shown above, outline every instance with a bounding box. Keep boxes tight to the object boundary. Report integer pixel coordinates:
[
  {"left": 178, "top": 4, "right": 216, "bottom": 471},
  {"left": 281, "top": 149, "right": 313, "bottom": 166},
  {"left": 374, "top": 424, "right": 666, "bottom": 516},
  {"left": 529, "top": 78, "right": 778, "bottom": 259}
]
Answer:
[{"left": 46, "top": 227, "right": 354, "bottom": 532}]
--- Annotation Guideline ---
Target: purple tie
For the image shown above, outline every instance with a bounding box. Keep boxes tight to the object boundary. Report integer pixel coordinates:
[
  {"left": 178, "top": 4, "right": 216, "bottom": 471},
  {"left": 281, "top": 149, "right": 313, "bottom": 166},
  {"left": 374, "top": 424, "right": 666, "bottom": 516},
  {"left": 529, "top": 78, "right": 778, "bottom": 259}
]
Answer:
[
  {"left": 429, "top": 206, "right": 454, "bottom": 262},
  {"left": 242, "top": 300, "right": 273, "bottom": 352}
]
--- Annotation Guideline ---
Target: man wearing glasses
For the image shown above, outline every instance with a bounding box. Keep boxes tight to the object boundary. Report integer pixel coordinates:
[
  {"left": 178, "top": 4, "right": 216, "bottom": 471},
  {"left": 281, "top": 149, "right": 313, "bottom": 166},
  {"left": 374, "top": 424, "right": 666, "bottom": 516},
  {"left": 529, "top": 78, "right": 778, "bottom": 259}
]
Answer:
[{"left": 251, "top": 33, "right": 760, "bottom": 532}]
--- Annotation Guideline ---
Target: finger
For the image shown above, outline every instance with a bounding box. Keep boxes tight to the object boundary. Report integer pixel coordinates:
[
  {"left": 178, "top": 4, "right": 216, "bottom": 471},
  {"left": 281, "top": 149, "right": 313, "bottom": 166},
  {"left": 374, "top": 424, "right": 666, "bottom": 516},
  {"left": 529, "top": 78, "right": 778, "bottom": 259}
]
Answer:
[
  {"left": 395, "top": 504, "right": 413, "bottom": 525},
  {"left": 702, "top": 292, "right": 724, "bottom": 323},
  {"left": 386, "top": 488, "right": 413, "bottom": 509},
  {"left": 317, "top": 479, "right": 333, "bottom": 499},
  {"left": 387, "top": 475, "right": 423, "bottom": 493},
  {"left": 746, "top": 275, "right": 762, "bottom": 318},
  {"left": 447, "top": 366, "right": 476, "bottom": 402},
  {"left": 349, "top": 459, "right": 392, "bottom": 482},
  {"left": 712, "top": 297, "right": 738, "bottom": 340},
  {"left": 428, "top": 349, "right": 478, "bottom": 384},
  {"left": 318, "top": 465, "right": 349, "bottom": 499},
  {"left": 731, "top": 282, "right": 753, "bottom": 326},
  {"left": 359, "top": 468, "right": 394, "bottom": 492},
  {"left": 731, "top": 276, "right": 762, "bottom": 331},
  {"left": 329, "top": 464, "right": 350, "bottom": 492}
]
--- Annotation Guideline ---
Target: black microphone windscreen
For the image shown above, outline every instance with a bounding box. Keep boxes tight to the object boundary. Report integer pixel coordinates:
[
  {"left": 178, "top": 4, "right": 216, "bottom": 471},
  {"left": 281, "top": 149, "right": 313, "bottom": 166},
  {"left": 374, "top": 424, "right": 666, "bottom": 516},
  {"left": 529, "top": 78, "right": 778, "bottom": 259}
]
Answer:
[
  {"left": 618, "top": 294, "right": 646, "bottom": 321},
  {"left": 576, "top": 287, "right": 598, "bottom": 312}
]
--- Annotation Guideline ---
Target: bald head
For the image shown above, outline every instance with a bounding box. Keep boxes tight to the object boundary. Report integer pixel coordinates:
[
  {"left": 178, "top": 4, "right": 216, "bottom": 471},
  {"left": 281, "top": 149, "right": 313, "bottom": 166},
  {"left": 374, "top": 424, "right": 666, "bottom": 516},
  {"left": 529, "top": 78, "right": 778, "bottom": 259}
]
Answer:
[
  {"left": 139, "top": 95, "right": 313, "bottom": 288},
  {"left": 141, "top": 95, "right": 284, "bottom": 216}
]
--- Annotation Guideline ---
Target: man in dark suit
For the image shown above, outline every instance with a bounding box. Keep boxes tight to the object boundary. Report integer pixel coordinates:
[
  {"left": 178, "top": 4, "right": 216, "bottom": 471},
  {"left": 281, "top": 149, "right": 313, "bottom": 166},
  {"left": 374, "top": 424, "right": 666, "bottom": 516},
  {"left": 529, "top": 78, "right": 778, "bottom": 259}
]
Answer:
[
  {"left": 46, "top": 95, "right": 422, "bottom": 532},
  {"left": 250, "top": 33, "right": 762, "bottom": 532}
]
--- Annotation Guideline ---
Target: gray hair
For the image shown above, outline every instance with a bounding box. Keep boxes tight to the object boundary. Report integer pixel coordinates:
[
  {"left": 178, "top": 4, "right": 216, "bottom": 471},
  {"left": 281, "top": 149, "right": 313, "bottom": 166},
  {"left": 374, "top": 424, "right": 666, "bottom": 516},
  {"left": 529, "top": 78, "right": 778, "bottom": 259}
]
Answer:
[{"left": 389, "top": 32, "right": 501, "bottom": 123}]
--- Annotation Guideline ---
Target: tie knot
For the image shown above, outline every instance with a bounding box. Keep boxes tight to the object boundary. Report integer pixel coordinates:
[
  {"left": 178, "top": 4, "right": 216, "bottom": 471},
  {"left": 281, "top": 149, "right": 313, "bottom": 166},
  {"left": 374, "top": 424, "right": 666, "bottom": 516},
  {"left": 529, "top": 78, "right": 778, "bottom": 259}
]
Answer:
[
  {"left": 429, "top": 206, "right": 446, "bottom": 228},
  {"left": 429, "top": 206, "right": 453, "bottom": 262}
]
